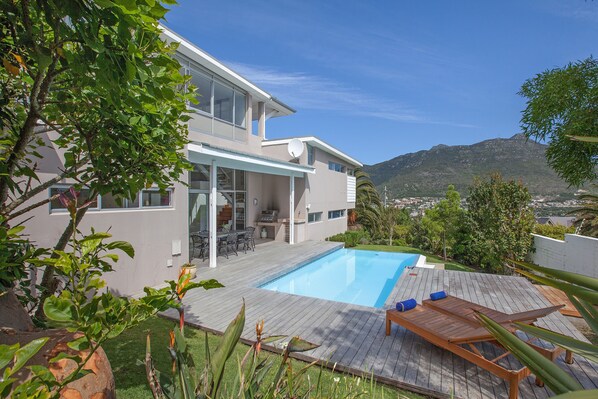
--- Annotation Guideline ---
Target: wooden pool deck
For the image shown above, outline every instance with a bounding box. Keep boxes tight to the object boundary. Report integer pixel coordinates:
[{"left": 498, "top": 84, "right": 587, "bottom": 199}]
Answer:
[{"left": 163, "top": 241, "right": 598, "bottom": 399}]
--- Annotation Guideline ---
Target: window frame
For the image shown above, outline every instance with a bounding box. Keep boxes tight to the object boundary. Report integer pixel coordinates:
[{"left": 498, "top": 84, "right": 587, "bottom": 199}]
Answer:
[
  {"left": 183, "top": 61, "right": 247, "bottom": 130},
  {"left": 328, "top": 209, "right": 346, "bottom": 220},
  {"left": 49, "top": 185, "right": 174, "bottom": 213},
  {"left": 308, "top": 211, "right": 322, "bottom": 223},
  {"left": 328, "top": 161, "right": 346, "bottom": 173}
]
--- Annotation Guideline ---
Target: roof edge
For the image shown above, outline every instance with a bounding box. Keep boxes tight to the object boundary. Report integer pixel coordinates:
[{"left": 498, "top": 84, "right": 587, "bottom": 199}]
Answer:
[{"left": 262, "top": 136, "right": 363, "bottom": 167}]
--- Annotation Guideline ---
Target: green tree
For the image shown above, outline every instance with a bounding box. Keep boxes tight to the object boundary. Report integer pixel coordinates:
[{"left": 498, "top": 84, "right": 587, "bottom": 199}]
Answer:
[
  {"left": 354, "top": 168, "right": 382, "bottom": 236},
  {"left": 379, "top": 205, "right": 403, "bottom": 246},
  {"left": 421, "top": 185, "right": 464, "bottom": 259},
  {"left": 0, "top": 0, "right": 194, "bottom": 319},
  {"left": 462, "top": 174, "right": 535, "bottom": 273},
  {"left": 519, "top": 57, "right": 598, "bottom": 187}
]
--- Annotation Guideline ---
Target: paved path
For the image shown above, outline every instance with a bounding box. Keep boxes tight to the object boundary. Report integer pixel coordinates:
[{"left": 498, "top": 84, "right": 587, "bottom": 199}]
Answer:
[{"left": 162, "top": 241, "right": 598, "bottom": 398}]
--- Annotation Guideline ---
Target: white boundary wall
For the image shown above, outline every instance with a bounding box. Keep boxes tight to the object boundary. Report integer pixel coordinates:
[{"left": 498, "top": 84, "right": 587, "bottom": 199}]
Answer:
[{"left": 529, "top": 233, "right": 598, "bottom": 278}]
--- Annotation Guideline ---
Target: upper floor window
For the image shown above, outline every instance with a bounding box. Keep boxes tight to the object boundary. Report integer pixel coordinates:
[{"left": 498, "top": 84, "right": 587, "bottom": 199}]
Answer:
[
  {"left": 190, "top": 70, "right": 212, "bottom": 114},
  {"left": 307, "top": 144, "right": 315, "bottom": 165},
  {"left": 328, "top": 161, "right": 346, "bottom": 173},
  {"left": 347, "top": 169, "right": 355, "bottom": 176},
  {"left": 186, "top": 67, "right": 246, "bottom": 128}
]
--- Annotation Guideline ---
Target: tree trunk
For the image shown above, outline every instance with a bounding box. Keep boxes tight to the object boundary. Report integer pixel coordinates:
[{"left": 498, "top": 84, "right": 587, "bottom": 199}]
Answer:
[
  {"left": 34, "top": 206, "right": 89, "bottom": 321},
  {"left": 442, "top": 230, "right": 447, "bottom": 260}
]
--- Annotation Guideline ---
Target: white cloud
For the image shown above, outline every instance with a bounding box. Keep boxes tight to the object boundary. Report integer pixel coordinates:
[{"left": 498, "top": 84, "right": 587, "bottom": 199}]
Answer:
[{"left": 227, "top": 61, "right": 476, "bottom": 128}]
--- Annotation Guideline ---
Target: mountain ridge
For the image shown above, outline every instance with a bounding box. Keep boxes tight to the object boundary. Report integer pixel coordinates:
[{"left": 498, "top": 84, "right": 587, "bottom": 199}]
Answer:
[{"left": 364, "top": 134, "right": 576, "bottom": 198}]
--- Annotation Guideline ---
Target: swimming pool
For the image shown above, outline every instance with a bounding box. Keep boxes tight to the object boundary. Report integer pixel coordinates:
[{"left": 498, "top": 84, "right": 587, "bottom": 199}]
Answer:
[{"left": 259, "top": 248, "right": 420, "bottom": 308}]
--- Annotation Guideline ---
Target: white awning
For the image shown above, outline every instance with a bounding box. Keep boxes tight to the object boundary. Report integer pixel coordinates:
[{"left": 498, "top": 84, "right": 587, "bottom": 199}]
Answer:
[{"left": 187, "top": 142, "right": 315, "bottom": 178}]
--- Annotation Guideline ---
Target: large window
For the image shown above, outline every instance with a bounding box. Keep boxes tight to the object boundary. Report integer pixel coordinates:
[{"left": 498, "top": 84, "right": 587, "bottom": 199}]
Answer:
[
  {"left": 49, "top": 186, "right": 172, "bottom": 212},
  {"left": 189, "top": 164, "right": 247, "bottom": 230},
  {"left": 234, "top": 91, "right": 246, "bottom": 127},
  {"left": 213, "top": 81, "right": 233, "bottom": 123},
  {"left": 49, "top": 187, "right": 97, "bottom": 211},
  {"left": 185, "top": 65, "right": 247, "bottom": 128},
  {"left": 328, "top": 209, "right": 346, "bottom": 219},
  {"left": 190, "top": 70, "right": 212, "bottom": 114}
]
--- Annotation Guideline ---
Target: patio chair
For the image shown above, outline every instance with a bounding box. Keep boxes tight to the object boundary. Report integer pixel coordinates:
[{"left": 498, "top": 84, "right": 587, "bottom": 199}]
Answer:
[
  {"left": 386, "top": 302, "right": 571, "bottom": 399},
  {"left": 218, "top": 232, "right": 238, "bottom": 259},
  {"left": 243, "top": 226, "right": 256, "bottom": 252},
  {"left": 190, "top": 234, "right": 209, "bottom": 261}
]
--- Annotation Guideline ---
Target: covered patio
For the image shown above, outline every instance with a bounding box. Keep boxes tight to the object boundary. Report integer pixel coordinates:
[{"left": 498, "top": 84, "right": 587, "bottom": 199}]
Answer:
[{"left": 187, "top": 142, "right": 314, "bottom": 267}]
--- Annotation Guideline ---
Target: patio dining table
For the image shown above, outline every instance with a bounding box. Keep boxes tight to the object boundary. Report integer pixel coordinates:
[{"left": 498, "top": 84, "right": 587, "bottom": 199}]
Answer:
[{"left": 194, "top": 229, "right": 246, "bottom": 240}]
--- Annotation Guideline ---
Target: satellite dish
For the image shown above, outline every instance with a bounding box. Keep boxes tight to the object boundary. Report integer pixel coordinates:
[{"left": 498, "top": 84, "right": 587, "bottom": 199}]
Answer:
[{"left": 287, "top": 138, "right": 304, "bottom": 159}]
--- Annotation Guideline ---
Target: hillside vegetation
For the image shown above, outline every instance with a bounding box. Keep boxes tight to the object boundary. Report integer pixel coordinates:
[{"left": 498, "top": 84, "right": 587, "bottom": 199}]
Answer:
[{"left": 365, "top": 134, "right": 577, "bottom": 198}]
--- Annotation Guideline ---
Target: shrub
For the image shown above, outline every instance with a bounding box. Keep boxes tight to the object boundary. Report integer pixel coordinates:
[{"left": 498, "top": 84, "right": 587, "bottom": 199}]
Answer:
[
  {"left": 326, "top": 231, "right": 370, "bottom": 247},
  {"left": 534, "top": 224, "right": 576, "bottom": 240}
]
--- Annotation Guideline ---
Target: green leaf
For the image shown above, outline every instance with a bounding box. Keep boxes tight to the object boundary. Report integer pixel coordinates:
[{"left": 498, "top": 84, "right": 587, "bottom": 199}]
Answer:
[
  {"left": 0, "top": 344, "right": 18, "bottom": 370},
  {"left": 568, "top": 295, "right": 598, "bottom": 335},
  {"left": 44, "top": 297, "right": 75, "bottom": 323},
  {"left": 106, "top": 241, "right": 135, "bottom": 258},
  {"left": 552, "top": 390, "right": 598, "bottom": 398},
  {"left": 515, "top": 323, "right": 598, "bottom": 363},
  {"left": 286, "top": 336, "right": 320, "bottom": 353},
  {"left": 512, "top": 260, "right": 598, "bottom": 291},
  {"left": 516, "top": 269, "right": 598, "bottom": 304},
  {"left": 476, "top": 312, "right": 583, "bottom": 394},
  {"left": 262, "top": 335, "right": 286, "bottom": 344},
  {"left": 210, "top": 302, "right": 245, "bottom": 397},
  {"left": 66, "top": 336, "right": 90, "bottom": 351},
  {"left": 10, "top": 338, "right": 49, "bottom": 376},
  {"left": 567, "top": 135, "right": 598, "bottom": 143},
  {"left": 178, "top": 279, "right": 223, "bottom": 297}
]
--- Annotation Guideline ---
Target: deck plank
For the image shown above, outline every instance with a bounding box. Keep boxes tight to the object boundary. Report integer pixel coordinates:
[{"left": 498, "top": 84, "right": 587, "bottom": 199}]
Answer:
[{"left": 163, "top": 241, "right": 598, "bottom": 399}]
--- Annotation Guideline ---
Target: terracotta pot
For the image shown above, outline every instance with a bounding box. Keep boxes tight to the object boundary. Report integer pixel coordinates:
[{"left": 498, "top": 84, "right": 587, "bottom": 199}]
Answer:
[
  {"left": 181, "top": 264, "right": 197, "bottom": 279},
  {"left": 0, "top": 329, "right": 115, "bottom": 399}
]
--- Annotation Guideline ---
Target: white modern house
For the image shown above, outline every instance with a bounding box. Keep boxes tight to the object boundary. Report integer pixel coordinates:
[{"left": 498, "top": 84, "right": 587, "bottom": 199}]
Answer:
[{"left": 20, "top": 25, "right": 362, "bottom": 296}]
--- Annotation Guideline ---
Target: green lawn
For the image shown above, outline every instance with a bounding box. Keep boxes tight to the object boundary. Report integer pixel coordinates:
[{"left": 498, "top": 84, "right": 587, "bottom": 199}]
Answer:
[
  {"left": 355, "top": 244, "right": 475, "bottom": 272},
  {"left": 103, "top": 316, "right": 422, "bottom": 399}
]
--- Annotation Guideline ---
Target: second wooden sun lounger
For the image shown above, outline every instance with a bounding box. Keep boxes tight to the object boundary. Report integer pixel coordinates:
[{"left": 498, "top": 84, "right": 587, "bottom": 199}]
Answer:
[
  {"left": 386, "top": 305, "right": 531, "bottom": 399},
  {"left": 422, "top": 295, "right": 573, "bottom": 363}
]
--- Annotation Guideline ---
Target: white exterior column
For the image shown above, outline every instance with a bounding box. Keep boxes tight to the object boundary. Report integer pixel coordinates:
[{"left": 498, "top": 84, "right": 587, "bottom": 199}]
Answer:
[
  {"left": 209, "top": 160, "right": 218, "bottom": 268},
  {"left": 258, "top": 101, "right": 266, "bottom": 140},
  {"left": 289, "top": 175, "right": 295, "bottom": 245}
]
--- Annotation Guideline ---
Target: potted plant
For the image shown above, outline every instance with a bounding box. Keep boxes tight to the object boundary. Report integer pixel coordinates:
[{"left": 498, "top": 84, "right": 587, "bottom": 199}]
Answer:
[{"left": 181, "top": 262, "right": 197, "bottom": 279}]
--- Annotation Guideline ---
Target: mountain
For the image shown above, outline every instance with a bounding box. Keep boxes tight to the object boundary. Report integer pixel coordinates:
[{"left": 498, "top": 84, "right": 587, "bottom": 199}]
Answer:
[{"left": 364, "top": 134, "right": 576, "bottom": 199}]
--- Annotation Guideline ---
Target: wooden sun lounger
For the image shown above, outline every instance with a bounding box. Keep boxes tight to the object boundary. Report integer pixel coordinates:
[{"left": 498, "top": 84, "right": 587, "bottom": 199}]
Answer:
[
  {"left": 386, "top": 304, "right": 572, "bottom": 399},
  {"left": 422, "top": 295, "right": 573, "bottom": 364},
  {"left": 386, "top": 306, "right": 530, "bottom": 399}
]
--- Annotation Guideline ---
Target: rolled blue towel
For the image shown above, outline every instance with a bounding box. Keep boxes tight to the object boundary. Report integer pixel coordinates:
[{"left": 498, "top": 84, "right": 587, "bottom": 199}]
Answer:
[
  {"left": 430, "top": 291, "right": 447, "bottom": 301},
  {"left": 396, "top": 298, "right": 417, "bottom": 312}
]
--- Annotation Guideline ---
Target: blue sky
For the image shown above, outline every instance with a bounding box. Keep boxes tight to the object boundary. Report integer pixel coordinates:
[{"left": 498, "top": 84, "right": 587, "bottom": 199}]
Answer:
[{"left": 163, "top": 1, "right": 598, "bottom": 165}]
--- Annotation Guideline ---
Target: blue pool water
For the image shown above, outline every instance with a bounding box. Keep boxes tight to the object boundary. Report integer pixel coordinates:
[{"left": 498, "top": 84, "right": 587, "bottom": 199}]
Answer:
[{"left": 259, "top": 249, "right": 419, "bottom": 308}]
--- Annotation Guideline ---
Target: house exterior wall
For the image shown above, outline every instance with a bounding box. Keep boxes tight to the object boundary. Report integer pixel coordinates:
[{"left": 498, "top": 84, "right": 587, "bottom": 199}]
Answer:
[
  {"left": 16, "top": 30, "right": 360, "bottom": 296},
  {"left": 529, "top": 234, "right": 598, "bottom": 278},
  {"left": 261, "top": 143, "right": 356, "bottom": 241}
]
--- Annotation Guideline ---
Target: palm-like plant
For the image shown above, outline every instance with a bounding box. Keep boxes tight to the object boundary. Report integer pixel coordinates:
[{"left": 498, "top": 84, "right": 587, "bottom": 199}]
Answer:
[
  {"left": 477, "top": 260, "right": 598, "bottom": 398},
  {"left": 354, "top": 168, "right": 382, "bottom": 235},
  {"left": 569, "top": 190, "right": 598, "bottom": 237}
]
